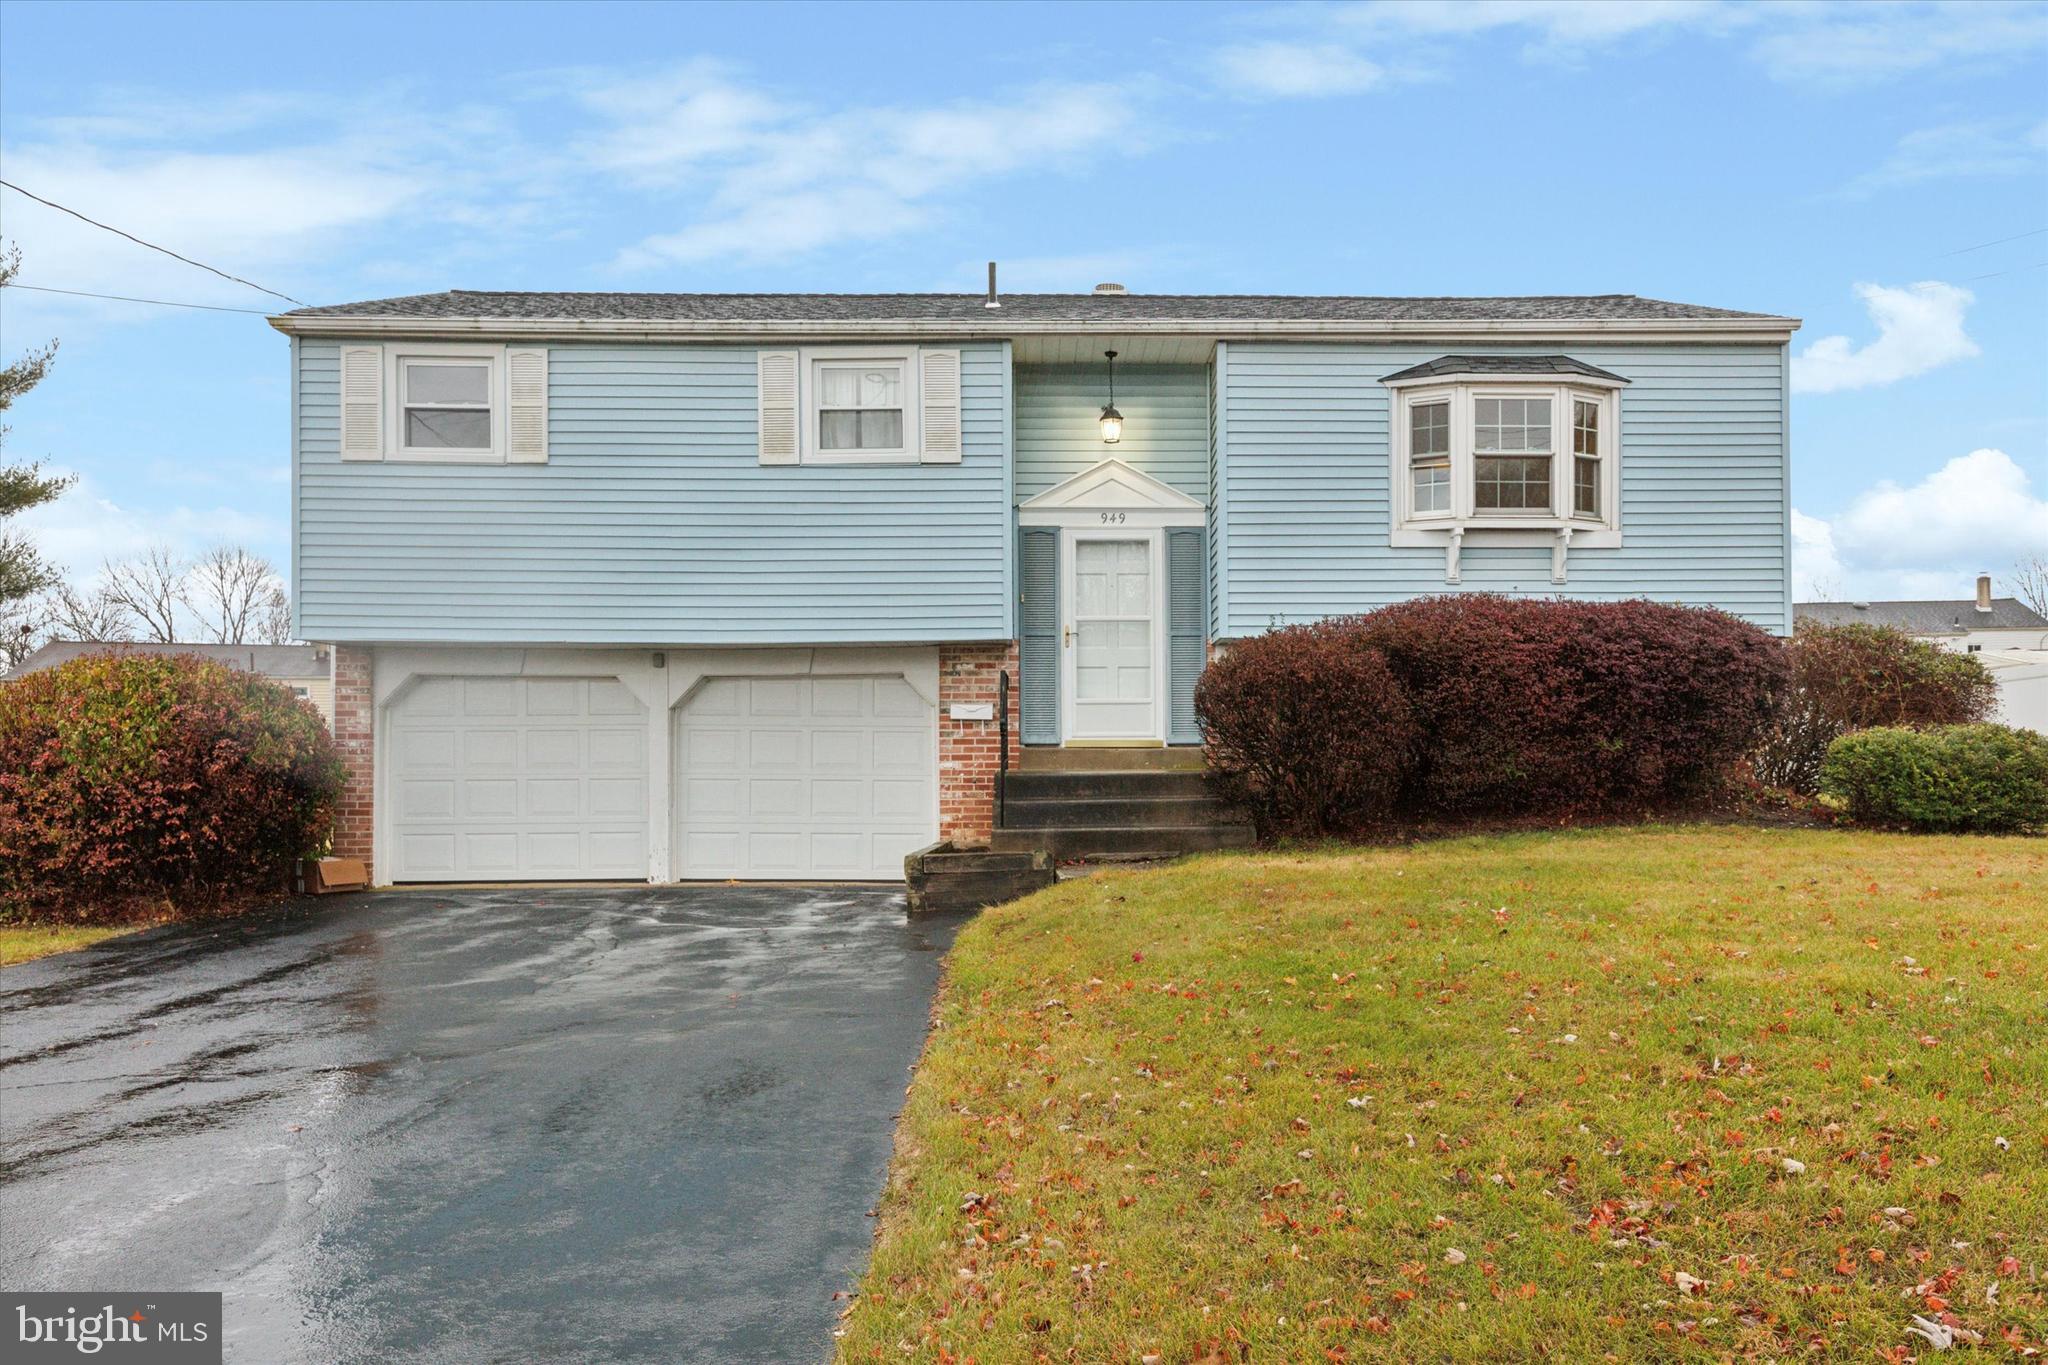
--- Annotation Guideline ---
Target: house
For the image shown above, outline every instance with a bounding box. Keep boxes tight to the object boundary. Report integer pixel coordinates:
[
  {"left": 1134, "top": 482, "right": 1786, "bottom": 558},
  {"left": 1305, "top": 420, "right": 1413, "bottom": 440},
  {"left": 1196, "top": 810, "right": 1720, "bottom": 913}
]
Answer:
[
  {"left": 269, "top": 283, "right": 1798, "bottom": 885},
  {"left": 1795, "top": 575, "right": 2048, "bottom": 654},
  {"left": 4, "top": 640, "right": 334, "bottom": 725}
]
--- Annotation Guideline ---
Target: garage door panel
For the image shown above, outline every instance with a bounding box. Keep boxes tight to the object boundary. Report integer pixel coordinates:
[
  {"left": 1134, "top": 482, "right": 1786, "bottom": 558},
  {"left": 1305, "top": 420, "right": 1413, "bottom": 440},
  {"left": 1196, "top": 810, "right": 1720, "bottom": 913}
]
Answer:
[
  {"left": 388, "top": 676, "right": 649, "bottom": 882},
  {"left": 675, "top": 674, "right": 936, "bottom": 880}
]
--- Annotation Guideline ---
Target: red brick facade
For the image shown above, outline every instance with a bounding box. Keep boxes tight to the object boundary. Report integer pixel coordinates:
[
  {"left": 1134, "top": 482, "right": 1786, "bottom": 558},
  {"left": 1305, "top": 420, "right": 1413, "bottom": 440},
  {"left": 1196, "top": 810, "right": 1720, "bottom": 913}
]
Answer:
[
  {"left": 937, "top": 640, "right": 1021, "bottom": 846},
  {"left": 330, "top": 644, "right": 375, "bottom": 875}
]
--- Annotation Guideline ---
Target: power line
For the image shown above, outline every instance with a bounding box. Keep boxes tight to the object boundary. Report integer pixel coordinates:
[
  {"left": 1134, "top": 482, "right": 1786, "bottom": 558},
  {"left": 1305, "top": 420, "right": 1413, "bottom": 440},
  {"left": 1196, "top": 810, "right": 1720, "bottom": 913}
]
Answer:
[
  {"left": 1, "top": 282, "right": 279, "bottom": 315},
  {"left": 0, "top": 178, "right": 306, "bottom": 306},
  {"left": 1936, "top": 227, "right": 2047, "bottom": 259},
  {"left": 1960, "top": 261, "right": 2047, "bottom": 283}
]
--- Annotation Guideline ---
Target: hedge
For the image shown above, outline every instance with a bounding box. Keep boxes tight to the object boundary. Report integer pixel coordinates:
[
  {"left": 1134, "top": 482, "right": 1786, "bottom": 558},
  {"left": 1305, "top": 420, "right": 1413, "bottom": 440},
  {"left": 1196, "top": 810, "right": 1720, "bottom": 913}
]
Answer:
[
  {"left": 1820, "top": 723, "right": 2048, "bottom": 833},
  {"left": 1196, "top": 595, "right": 1787, "bottom": 833},
  {"left": 0, "top": 651, "right": 344, "bottom": 923},
  {"left": 1754, "top": 623, "right": 1997, "bottom": 794}
]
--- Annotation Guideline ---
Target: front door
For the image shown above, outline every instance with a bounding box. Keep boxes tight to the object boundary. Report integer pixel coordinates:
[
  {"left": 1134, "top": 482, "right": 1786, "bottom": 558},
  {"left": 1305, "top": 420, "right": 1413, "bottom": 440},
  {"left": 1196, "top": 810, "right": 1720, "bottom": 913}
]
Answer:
[{"left": 1064, "top": 532, "right": 1162, "bottom": 741}]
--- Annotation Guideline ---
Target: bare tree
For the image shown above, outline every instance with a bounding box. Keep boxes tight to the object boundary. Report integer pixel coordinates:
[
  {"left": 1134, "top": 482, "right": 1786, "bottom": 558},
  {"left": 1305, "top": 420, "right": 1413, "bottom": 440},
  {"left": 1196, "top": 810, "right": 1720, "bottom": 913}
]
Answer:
[
  {"left": 184, "top": 545, "right": 287, "bottom": 643},
  {"left": 101, "top": 545, "right": 186, "bottom": 643},
  {"left": 255, "top": 582, "right": 294, "bottom": 645},
  {"left": 2013, "top": 555, "right": 2048, "bottom": 619},
  {"left": 0, "top": 592, "right": 49, "bottom": 671},
  {"left": 43, "top": 580, "right": 135, "bottom": 642}
]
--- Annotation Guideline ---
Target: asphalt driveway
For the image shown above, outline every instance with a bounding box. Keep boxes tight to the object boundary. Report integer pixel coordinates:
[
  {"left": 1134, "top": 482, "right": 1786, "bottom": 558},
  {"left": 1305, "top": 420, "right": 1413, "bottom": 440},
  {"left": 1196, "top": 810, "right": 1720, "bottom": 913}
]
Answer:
[{"left": 0, "top": 886, "right": 965, "bottom": 1363}]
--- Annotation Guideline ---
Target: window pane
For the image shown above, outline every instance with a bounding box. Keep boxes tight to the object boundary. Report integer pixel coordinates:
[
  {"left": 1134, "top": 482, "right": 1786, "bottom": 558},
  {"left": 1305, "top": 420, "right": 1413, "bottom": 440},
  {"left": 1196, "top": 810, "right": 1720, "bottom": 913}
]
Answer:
[
  {"left": 1413, "top": 463, "right": 1450, "bottom": 513},
  {"left": 858, "top": 367, "right": 901, "bottom": 407},
  {"left": 858, "top": 409, "right": 903, "bottom": 449},
  {"left": 1521, "top": 399, "right": 1552, "bottom": 450},
  {"left": 406, "top": 408, "right": 491, "bottom": 449},
  {"left": 818, "top": 367, "right": 861, "bottom": 408},
  {"left": 819, "top": 410, "right": 860, "bottom": 449},
  {"left": 1574, "top": 456, "right": 1600, "bottom": 515},
  {"left": 1411, "top": 401, "right": 1449, "bottom": 458},
  {"left": 1474, "top": 455, "right": 1552, "bottom": 510},
  {"left": 1574, "top": 399, "right": 1599, "bottom": 455},
  {"left": 405, "top": 363, "right": 488, "bottom": 405}
]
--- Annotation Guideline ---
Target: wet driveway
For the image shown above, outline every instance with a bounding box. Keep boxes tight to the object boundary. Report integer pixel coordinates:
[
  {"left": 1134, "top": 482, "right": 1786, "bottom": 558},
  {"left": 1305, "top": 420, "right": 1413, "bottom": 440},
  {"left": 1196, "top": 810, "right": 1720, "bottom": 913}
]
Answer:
[{"left": 0, "top": 886, "right": 965, "bottom": 1363}]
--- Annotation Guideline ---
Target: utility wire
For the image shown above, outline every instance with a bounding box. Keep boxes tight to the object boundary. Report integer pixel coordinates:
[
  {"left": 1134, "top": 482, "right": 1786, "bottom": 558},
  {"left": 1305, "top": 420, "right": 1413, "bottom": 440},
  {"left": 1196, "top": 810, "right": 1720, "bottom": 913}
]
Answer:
[
  {"left": 0, "top": 178, "right": 306, "bottom": 306},
  {"left": 1935, "top": 226, "right": 2047, "bottom": 259},
  {"left": 1, "top": 282, "right": 279, "bottom": 315},
  {"left": 1960, "top": 261, "right": 2047, "bottom": 283}
]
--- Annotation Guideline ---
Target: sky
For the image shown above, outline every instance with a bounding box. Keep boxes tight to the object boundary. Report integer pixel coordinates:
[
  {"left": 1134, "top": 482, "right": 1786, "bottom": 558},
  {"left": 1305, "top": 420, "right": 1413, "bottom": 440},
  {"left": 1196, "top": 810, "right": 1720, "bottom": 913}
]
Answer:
[{"left": 1, "top": 0, "right": 2044, "bottom": 607}]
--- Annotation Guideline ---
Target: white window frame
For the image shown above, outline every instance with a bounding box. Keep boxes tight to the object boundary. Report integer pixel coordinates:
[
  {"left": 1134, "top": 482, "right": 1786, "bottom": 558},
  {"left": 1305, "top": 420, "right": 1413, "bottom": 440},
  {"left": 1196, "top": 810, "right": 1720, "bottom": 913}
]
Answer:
[
  {"left": 1387, "top": 375, "right": 1624, "bottom": 550},
  {"left": 799, "top": 345, "right": 922, "bottom": 465},
  {"left": 385, "top": 343, "right": 507, "bottom": 464}
]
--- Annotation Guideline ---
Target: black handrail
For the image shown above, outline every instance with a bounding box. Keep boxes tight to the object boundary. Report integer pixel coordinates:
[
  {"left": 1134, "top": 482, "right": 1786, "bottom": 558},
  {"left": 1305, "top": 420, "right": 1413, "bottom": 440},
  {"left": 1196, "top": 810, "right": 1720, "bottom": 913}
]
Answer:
[{"left": 996, "top": 668, "right": 1010, "bottom": 830}]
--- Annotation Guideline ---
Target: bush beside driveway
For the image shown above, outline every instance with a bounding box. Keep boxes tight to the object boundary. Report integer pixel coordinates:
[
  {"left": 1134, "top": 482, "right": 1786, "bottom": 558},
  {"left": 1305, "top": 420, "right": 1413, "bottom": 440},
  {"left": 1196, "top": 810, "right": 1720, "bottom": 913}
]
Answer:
[{"left": 838, "top": 827, "right": 2048, "bottom": 1362}]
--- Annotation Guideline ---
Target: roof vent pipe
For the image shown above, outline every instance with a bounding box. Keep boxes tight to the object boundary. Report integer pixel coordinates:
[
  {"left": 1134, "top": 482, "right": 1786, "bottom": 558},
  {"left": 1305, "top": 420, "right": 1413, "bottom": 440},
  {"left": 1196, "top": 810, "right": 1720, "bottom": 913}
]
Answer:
[
  {"left": 1093, "top": 282, "right": 1127, "bottom": 295},
  {"left": 984, "top": 261, "right": 1000, "bottom": 309},
  {"left": 1976, "top": 572, "right": 1993, "bottom": 612}
]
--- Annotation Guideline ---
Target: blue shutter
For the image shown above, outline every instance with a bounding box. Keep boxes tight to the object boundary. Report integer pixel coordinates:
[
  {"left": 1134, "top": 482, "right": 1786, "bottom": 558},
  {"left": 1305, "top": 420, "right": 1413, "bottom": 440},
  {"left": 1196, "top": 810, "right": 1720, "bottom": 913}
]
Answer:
[
  {"left": 1167, "top": 526, "right": 1207, "bottom": 745},
  {"left": 1019, "top": 527, "right": 1060, "bottom": 744}
]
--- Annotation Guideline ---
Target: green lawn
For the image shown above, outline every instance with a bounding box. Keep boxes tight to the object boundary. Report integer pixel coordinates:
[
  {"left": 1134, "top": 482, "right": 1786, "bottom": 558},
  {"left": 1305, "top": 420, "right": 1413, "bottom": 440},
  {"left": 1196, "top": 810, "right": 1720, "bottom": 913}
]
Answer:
[
  {"left": 0, "top": 923, "right": 129, "bottom": 966},
  {"left": 838, "top": 827, "right": 2047, "bottom": 1363}
]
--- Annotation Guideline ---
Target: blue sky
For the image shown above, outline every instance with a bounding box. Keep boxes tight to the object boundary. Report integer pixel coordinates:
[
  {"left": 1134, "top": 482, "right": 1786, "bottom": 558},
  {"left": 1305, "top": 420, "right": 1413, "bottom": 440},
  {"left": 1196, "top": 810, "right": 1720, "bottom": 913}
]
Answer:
[{"left": 2, "top": 0, "right": 2043, "bottom": 605}]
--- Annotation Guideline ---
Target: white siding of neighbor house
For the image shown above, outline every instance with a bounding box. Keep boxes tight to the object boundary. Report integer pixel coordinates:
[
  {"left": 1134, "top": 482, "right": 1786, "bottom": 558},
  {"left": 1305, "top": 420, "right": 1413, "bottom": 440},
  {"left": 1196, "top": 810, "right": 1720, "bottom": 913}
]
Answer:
[
  {"left": 1215, "top": 342, "right": 1791, "bottom": 636},
  {"left": 294, "top": 340, "right": 1011, "bottom": 644}
]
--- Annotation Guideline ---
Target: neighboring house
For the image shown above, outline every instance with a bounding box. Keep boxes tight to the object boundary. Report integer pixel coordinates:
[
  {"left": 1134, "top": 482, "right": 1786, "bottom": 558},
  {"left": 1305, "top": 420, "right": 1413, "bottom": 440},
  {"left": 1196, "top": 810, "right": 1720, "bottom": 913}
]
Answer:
[
  {"left": 270, "top": 285, "right": 1798, "bottom": 885},
  {"left": 4, "top": 641, "right": 335, "bottom": 725},
  {"left": 1795, "top": 576, "right": 2048, "bottom": 654}
]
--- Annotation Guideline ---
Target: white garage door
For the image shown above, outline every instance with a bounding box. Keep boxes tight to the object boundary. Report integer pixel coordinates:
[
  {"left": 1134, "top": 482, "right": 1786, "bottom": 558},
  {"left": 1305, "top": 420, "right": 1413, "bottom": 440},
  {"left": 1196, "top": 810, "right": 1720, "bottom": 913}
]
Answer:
[
  {"left": 387, "top": 676, "right": 649, "bottom": 881},
  {"left": 675, "top": 674, "right": 935, "bottom": 880}
]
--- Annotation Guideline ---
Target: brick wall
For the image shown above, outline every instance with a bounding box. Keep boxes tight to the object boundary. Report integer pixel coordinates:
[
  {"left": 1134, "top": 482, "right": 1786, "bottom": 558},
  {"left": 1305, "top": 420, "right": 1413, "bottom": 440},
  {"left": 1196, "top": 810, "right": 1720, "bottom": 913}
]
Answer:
[
  {"left": 330, "top": 644, "right": 375, "bottom": 876},
  {"left": 937, "top": 640, "right": 1021, "bottom": 846}
]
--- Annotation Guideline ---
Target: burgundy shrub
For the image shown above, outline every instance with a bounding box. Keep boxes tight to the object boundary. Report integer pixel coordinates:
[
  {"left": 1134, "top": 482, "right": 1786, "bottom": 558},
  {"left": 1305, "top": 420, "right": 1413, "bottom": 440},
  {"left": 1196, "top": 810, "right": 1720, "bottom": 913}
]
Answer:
[
  {"left": 0, "top": 651, "right": 344, "bottom": 923},
  {"left": 1194, "top": 623, "right": 1418, "bottom": 838}
]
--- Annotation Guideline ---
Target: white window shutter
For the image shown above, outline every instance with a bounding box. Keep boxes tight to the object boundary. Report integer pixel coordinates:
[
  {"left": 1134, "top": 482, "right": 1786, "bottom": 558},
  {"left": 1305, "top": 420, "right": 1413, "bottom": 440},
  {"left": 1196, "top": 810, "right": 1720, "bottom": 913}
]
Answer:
[
  {"left": 341, "top": 345, "right": 383, "bottom": 460},
  {"left": 507, "top": 348, "right": 549, "bottom": 464},
  {"left": 758, "top": 350, "right": 800, "bottom": 464},
  {"left": 919, "top": 348, "right": 962, "bottom": 464}
]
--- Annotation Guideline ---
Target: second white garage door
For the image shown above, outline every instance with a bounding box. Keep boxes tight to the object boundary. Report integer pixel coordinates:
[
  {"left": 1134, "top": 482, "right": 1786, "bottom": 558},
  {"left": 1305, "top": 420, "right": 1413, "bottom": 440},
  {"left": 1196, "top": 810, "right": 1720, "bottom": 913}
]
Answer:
[{"left": 675, "top": 674, "right": 935, "bottom": 880}]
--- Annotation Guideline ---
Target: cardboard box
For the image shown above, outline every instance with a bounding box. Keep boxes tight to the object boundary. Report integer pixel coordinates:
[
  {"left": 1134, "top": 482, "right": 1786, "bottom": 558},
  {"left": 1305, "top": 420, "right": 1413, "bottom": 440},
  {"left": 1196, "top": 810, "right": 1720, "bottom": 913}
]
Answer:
[{"left": 301, "top": 857, "right": 369, "bottom": 894}]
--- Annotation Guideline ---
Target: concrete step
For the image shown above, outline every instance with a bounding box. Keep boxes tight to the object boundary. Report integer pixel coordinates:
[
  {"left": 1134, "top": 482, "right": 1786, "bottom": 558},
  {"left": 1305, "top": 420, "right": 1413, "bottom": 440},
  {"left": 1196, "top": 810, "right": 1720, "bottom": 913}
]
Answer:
[
  {"left": 1000, "top": 795, "right": 1247, "bottom": 830},
  {"left": 1002, "top": 769, "right": 1211, "bottom": 801},
  {"left": 1017, "top": 746, "right": 1207, "bottom": 772},
  {"left": 990, "top": 823, "right": 1257, "bottom": 859},
  {"left": 904, "top": 842, "right": 1056, "bottom": 914}
]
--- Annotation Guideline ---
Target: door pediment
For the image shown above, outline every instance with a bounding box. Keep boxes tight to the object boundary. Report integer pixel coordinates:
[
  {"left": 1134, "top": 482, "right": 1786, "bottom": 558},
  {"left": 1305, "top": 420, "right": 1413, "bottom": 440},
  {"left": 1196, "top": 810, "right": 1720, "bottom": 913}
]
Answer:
[{"left": 1019, "top": 459, "right": 1206, "bottom": 525}]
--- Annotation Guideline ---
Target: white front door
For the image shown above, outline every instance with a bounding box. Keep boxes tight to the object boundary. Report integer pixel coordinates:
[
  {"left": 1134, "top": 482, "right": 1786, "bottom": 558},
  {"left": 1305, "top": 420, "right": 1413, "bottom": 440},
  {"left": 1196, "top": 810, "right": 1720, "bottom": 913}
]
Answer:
[{"left": 1064, "top": 532, "right": 1163, "bottom": 741}]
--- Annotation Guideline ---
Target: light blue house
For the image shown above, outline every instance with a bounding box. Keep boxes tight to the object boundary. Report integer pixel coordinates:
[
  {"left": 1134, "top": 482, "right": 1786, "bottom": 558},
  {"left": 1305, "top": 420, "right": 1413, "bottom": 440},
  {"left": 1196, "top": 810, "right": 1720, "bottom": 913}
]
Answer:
[{"left": 272, "top": 284, "right": 1798, "bottom": 884}]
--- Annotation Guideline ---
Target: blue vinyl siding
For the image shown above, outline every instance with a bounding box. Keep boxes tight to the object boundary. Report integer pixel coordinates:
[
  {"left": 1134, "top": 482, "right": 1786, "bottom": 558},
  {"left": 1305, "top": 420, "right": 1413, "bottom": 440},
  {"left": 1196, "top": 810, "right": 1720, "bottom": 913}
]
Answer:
[
  {"left": 1014, "top": 363, "right": 1210, "bottom": 501},
  {"left": 1216, "top": 342, "right": 1790, "bottom": 636},
  {"left": 294, "top": 341, "right": 1010, "bottom": 644}
]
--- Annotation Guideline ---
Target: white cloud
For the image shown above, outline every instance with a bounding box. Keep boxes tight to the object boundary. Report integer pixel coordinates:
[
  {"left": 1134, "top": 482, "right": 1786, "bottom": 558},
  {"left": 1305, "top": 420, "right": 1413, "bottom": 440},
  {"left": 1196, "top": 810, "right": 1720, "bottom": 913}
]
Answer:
[
  {"left": 1839, "top": 118, "right": 2048, "bottom": 197},
  {"left": 1214, "top": 42, "right": 1386, "bottom": 97},
  {"left": 596, "top": 79, "right": 1150, "bottom": 269},
  {"left": 1748, "top": 1, "right": 2048, "bottom": 89},
  {"left": 1795, "top": 449, "right": 2048, "bottom": 600},
  {"left": 1790, "top": 281, "right": 1977, "bottom": 394}
]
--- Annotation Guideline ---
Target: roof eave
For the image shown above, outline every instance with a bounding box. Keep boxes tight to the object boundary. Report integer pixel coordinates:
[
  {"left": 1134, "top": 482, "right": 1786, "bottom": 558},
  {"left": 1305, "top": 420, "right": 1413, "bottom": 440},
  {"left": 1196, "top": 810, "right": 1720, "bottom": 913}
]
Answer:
[{"left": 267, "top": 314, "right": 1802, "bottom": 343}]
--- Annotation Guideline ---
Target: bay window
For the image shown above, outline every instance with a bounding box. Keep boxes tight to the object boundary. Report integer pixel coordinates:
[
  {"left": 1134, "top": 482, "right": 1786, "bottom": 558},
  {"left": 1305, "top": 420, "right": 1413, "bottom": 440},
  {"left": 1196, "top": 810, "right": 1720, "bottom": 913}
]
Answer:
[{"left": 1382, "top": 355, "right": 1629, "bottom": 580}]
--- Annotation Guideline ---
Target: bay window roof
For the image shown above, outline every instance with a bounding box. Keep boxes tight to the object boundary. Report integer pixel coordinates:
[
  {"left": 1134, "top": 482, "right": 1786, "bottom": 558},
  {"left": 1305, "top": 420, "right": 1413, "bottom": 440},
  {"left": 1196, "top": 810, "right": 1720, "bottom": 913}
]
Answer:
[{"left": 1379, "top": 354, "right": 1631, "bottom": 385}]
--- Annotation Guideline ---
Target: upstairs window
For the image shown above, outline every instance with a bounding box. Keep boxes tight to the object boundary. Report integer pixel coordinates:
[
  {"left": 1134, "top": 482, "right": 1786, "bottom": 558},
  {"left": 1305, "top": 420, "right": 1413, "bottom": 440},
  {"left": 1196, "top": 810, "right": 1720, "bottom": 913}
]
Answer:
[
  {"left": 1383, "top": 358, "right": 1627, "bottom": 541},
  {"left": 400, "top": 358, "right": 493, "bottom": 453},
  {"left": 816, "top": 360, "right": 906, "bottom": 454}
]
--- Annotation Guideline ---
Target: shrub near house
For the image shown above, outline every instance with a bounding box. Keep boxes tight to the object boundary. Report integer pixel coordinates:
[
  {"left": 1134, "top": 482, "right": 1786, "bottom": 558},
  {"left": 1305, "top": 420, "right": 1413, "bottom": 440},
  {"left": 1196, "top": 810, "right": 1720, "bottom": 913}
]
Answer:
[
  {"left": 0, "top": 652, "right": 343, "bottom": 923},
  {"left": 1197, "top": 595, "right": 1787, "bottom": 836},
  {"left": 1821, "top": 723, "right": 2048, "bottom": 833}
]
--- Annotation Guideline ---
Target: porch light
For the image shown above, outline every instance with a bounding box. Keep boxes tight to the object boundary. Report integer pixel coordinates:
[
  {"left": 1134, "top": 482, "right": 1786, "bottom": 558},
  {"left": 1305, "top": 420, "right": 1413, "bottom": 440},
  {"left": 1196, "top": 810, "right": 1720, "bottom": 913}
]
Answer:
[{"left": 1098, "top": 349, "right": 1123, "bottom": 444}]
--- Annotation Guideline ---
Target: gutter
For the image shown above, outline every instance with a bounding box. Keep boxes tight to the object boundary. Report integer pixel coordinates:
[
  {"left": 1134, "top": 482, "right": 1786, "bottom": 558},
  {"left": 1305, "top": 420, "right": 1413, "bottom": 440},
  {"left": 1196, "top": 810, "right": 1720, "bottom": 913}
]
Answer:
[{"left": 268, "top": 314, "right": 1801, "bottom": 344}]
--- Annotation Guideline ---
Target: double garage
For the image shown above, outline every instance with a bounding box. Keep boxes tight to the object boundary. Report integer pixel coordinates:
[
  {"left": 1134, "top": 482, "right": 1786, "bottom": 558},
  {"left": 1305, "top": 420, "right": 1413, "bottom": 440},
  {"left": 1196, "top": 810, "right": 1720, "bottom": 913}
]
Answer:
[{"left": 375, "top": 648, "right": 941, "bottom": 883}]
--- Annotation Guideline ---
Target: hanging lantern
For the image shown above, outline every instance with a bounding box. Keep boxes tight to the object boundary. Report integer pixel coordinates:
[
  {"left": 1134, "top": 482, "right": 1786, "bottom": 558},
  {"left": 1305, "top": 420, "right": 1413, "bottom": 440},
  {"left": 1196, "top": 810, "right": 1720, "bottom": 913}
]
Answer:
[{"left": 1098, "top": 349, "right": 1123, "bottom": 444}]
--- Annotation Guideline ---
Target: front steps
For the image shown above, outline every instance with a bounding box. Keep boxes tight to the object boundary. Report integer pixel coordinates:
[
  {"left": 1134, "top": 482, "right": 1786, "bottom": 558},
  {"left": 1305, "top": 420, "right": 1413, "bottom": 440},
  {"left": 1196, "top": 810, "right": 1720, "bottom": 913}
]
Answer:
[
  {"left": 992, "top": 758, "right": 1254, "bottom": 861},
  {"left": 904, "top": 843, "right": 1055, "bottom": 914}
]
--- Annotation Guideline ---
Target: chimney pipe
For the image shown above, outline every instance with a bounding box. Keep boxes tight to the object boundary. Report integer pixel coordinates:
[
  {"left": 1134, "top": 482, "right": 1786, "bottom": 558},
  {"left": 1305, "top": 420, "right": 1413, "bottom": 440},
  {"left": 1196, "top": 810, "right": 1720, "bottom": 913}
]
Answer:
[
  {"left": 1976, "top": 572, "right": 1993, "bottom": 612},
  {"left": 984, "top": 261, "right": 1000, "bottom": 309}
]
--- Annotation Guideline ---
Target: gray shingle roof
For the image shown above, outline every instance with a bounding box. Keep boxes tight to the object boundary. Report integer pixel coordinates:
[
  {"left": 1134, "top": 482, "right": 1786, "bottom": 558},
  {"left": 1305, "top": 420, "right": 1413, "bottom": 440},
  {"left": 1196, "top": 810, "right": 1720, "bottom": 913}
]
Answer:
[
  {"left": 1795, "top": 599, "right": 2048, "bottom": 634},
  {"left": 1379, "top": 354, "right": 1631, "bottom": 384},
  {"left": 3, "top": 640, "right": 328, "bottom": 682},
  {"left": 281, "top": 290, "right": 1784, "bottom": 324}
]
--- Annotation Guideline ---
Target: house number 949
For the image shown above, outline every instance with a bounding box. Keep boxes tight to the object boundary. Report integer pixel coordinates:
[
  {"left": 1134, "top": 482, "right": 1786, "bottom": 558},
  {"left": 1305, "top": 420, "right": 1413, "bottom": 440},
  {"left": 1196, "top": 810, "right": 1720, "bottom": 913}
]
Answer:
[{"left": 1098, "top": 511, "right": 1127, "bottom": 524}]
